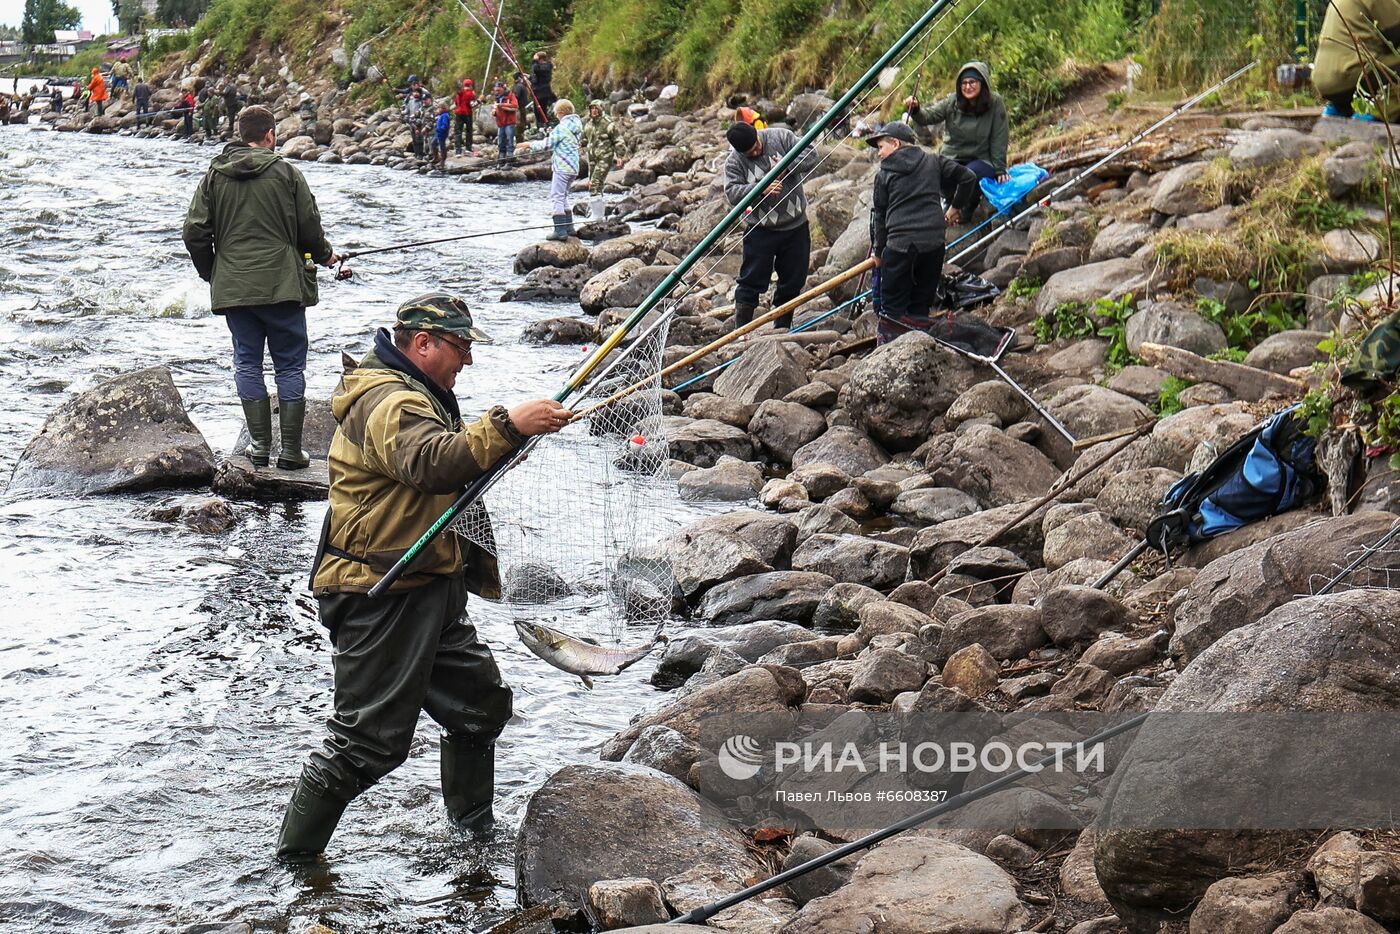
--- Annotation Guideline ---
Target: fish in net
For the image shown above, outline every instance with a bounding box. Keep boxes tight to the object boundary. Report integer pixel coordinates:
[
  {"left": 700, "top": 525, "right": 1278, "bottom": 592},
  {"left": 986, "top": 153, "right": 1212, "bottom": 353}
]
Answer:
[{"left": 448, "top": 317, "right": 686, "bottom": 680}]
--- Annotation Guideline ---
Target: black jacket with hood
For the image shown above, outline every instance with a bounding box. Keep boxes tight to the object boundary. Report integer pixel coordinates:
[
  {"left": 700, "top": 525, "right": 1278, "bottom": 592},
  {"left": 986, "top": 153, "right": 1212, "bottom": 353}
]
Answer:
[{"left": 872, "top": 144, "right": 979, "bottom": 254}]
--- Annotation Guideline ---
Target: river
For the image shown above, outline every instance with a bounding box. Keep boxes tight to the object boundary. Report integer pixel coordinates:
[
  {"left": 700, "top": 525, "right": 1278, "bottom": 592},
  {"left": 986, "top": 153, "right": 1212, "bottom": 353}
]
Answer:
[{"left": 0, "top": 123, "right": 703, "bottom": 932}]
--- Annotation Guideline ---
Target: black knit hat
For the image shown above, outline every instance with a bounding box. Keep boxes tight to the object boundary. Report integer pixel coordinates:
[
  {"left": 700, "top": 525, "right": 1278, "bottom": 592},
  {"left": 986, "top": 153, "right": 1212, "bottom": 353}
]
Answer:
[{"left": 726, "top": 121, "right": 759, "bottom": 152}]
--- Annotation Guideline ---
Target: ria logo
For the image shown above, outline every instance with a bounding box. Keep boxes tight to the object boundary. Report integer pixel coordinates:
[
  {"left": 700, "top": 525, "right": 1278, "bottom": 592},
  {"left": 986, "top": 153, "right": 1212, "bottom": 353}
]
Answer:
[{"left": 717, "top": 734, "right": 765, "bottom": 780}]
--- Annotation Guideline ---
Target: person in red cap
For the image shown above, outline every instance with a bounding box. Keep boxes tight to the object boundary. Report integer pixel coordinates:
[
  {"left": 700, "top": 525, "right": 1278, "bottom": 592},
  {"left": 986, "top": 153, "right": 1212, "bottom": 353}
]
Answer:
[{"left": 453, "top": 78, "right": 476, "bottom": 156}]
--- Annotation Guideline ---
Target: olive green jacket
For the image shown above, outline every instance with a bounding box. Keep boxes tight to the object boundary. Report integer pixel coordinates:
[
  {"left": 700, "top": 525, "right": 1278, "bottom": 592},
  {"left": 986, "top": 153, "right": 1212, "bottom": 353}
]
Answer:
[
  {"left": 182, "top": 142, "right": 332, "bottom": 312},
  {"left": 1315, "top": 0, "right": 1400, "bottom": 119},
  {"left": 311, "top": 350, "right": 525, "bottom": 595},
  {"left": 910, "top": 61, "right": 1010, "bottom": 175}
]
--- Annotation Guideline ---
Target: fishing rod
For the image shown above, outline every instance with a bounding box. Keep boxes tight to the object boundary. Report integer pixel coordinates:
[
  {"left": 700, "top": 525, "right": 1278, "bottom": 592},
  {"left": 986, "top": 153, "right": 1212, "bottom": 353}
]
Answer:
[
  {"left": 478, "top": 0, "right": 551, "bottom": 125},
  {"left": 452, "top": 0, "right": 550, "bottom": 125},
  {"left": 366, "top": 0, "right": 969, "bottom": 598},
  {"left": 668, "top": 712, "right": 1150, "bottom": 925},
  {"left": 335, "top": 222, "right": 557, "bottom": 263},
  {"left": 947, "top": 60, "right": 1258, "bottom": 268},
  {"left": 671, "top": 289, "right": 873, "bottom": 393}
]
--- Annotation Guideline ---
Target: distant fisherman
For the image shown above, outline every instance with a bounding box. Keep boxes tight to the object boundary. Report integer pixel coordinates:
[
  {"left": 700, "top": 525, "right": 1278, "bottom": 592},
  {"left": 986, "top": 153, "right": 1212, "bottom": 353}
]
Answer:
[
  {"left": 519, "top": 99, "right": 584, "bottom": 239},
  {"left": 133, "top": 80, "right": 151, "bottom": 127},
  {"left": 182, "top": 104, "right": 339, "bottom": 472},
  {"left": 724, "top": 121, "right": 818, "bottom": 331},
  {"left": 453, "top": 78, "right": 476, "bottom": 156},
  {"left": 583, "top": 99, "right": 626, "bottom": 221},
  {"left": 278, "top": 293, "right": 570, "bottom": 862}
]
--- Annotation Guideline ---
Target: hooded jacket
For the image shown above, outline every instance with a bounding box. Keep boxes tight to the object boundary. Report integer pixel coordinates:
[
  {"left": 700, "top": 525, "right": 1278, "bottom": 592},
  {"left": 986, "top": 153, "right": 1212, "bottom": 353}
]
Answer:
[
  {"left": 1314, "top": 0, "right": 1400, "bottom": 118},
  {"left": 584, "top": 101, "right": 626, "bottom": 164},
  {"left": 909, "top": 61, "right": 1010, "bottom": 175},
  {"left": 872, "top": 143, "right": 979, "bottom": 253},
  {"left": 454, "top": 84, "right": 476, "bottom": 116},
  {"left": 88, "top": 70, "right": 107, "bottom": 103},
  {"left": 724, "top": 127, "right": 818, "bottom": 231},
  {"left": 311, "top": 329, "right": 525, "bottom": 595},
  {"left": 541, "top": 112, "right": 585, "bottom": 175},
  {"left": 182, "top": 142, "right": 332, "bottom": 312}
]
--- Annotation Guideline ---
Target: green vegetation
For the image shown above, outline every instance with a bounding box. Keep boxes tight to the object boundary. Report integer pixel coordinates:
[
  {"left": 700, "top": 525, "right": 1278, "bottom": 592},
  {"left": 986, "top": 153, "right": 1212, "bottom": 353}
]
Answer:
[
  {"left": 20, "top": 0, "right": 79, "bottom": 46},
  {"left": 1195, "top": 296, "right": 1303, "bottom": 352},
  {"left": 1156, "top": 375, "right": 1194, "bottom": 416},
  {"left": 1034, "top": 293, "right": 1137, "bottom": 374},
  {"left": 193, "top": 0, "right": 330, "bottom": 64},
  {"left": 1006, "top": 277, "right": 1042, "bottom": 299}
]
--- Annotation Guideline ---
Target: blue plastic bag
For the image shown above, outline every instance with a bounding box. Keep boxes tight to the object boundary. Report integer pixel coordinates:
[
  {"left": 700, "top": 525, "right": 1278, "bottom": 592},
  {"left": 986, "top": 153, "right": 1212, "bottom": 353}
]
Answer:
[{"left": 979, "top": 162, "right": 1049, "bottom": 215}]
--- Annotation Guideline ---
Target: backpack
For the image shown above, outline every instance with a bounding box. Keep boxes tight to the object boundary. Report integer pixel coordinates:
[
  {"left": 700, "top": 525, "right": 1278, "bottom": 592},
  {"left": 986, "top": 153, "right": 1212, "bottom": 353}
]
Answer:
[{"left": 1145, "top": 403, "right": 1322, "bottom": 553}]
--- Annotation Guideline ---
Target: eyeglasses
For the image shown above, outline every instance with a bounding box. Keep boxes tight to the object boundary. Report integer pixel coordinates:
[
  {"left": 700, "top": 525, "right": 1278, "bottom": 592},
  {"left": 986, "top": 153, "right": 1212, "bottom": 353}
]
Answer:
[
  {"left": 431, "top": 332, "right": 473, "bottom": 365},
  {"left": 959, "top": 78, "right": 982, "bottom": 87}
]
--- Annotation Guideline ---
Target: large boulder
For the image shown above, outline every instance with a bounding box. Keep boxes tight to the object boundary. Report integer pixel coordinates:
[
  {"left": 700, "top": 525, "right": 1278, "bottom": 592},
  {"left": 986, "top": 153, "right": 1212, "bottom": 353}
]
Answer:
[
  {"left": 845, "top": 332, "right": 979, "bottom": 451},
  {"left": 1033, "top": 259, "right": 1153, "bottom": 319},
  {"left": 502, "top": 264, "right": 592, "bottom": 302},
  {"left": 929, "top": 425, "right": 1059, "bottom": 507},
  {"left": 516, "top": 762, "right": 762, "bottom": 917},
  {"left": 1096, "top": 589, "right": 1400, "bottom": 924},
  {"left": 939, "top": 604, "right": 1048, "bottom": 662},
  {"left": 749, "top": 400, "right": 827, "bottom": 465},
  {"left": 786, "top": 93, "right": 837, "bottom": 130},
  {"left": 697, "top": 571, "right": 837, "bottom": 626},
  {"left": 580, "top": 260, "right": 675, "bottom": 314},
  {"left": 587, "top": 230, "right": 675, "bottom": 271},
  {"left": 713, "top": 341, "right": 814, "bottom": 406},
  {"left": 1124, "top": 300, "right": 1227, "bottom": 357},
  {"left": 791, "top": 427, "right": 889, "bottom": 476},
  {"left": 1089, "top": 221, "right": 1155, "bottom": 263},
  {"left": 514, "top": 238, "right": 589, "bottom": 273},
  {"left": 1151, "top": 162, "right": 1217, "bottom": 216},
  {"left": 1171, "top": 512, "right": 1400, "bottom": 662},
  {"left": 10, "top": 366, "right": 215, "bottom": 495},
  {"left": 1044, "top": 385, "right": 1154, "bottom": 440},
  {"left": 668, "top": 530, "right": 772, "bottom": 599},
  {"left": 791, "top": 534, "right": 909, "bottom": 591},
  {"left": 779, "top": 837, "right": 1029, "bottom": 933},
  {"left": 652, "top": 620, "right": 814, "bottom": 687},
  {"left": 522, "top": 316, "right": 594, "bottom": 345},
  {"left": 663, "top": 416, "right": 755, "bottom": 467},
  {"left": 908, "top": 500, "right": 1046, "bottom": 577},
  {"left": 1229, "top": 128, "right": 1325, "bottom": 169},
  {"left": 669, "top": 509, "right": 798, "bottom": 569},
  {"left": 677, "top": 456, "right": 764, "bottom": 502},
  {"left": 1243, "top": 330, "right": 1328, "bottom": 375}
]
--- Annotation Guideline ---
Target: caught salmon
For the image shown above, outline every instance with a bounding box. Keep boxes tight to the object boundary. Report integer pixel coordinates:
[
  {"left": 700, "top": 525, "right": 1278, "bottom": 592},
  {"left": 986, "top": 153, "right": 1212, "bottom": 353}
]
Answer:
[{"left": 513, "top": 620, "right": 666, "bottom": 689}]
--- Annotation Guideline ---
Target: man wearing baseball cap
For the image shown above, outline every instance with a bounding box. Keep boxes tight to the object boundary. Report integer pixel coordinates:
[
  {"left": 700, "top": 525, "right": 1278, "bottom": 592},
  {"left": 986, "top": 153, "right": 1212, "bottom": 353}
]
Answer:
[{"left": 277, "top": 292, "right": 570, "bottom": 863}]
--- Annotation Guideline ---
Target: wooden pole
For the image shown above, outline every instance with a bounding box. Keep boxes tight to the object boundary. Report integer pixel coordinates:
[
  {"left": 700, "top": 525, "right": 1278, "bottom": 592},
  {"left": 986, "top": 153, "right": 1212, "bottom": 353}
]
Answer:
[{"left": 571, "top": 257, "right": 876, "bottom": 422}]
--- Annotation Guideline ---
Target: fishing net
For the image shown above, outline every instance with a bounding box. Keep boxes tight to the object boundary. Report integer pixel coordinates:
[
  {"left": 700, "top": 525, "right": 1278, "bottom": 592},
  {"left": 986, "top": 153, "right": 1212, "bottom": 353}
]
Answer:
[
  {"left": 1307, "top": 519, "right": 1400, "bottom": 597},
  {"left": 450, "top": 318, "right": 685, "bottom": 639}
]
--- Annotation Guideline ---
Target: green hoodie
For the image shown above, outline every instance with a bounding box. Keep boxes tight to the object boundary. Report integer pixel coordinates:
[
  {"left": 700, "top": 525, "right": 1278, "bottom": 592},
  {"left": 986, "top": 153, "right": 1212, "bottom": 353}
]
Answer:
[
  {"left": 182, "top": 142, "right": 333, "bottom": 313},
  {"left": 910, "top": 61, "right": 1010, "bottom": 175}
]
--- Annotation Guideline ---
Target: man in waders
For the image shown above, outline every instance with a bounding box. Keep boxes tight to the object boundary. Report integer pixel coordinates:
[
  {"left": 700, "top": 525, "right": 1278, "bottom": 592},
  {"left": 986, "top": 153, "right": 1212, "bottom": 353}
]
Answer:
[
  {"left": 182, "top": 104, "right": 338, "bottom": 470},
  {"left": 277, "top": 294, "right": 571, "bottom": 862},
  {"left": 723, "top": 121, "right": 818, "bottom": 331}
]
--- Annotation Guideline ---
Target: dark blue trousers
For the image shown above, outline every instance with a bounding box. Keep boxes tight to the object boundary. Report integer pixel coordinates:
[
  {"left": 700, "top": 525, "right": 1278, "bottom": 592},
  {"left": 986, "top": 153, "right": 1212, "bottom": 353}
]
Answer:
[{"left": 223, "top": 302, "right": 307, "bottom": 402}]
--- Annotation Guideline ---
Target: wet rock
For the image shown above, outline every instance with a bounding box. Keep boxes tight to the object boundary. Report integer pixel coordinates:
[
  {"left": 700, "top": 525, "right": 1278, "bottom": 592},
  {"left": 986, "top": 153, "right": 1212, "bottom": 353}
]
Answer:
[
  {"left": 1033, "top": 258, "right": 1153, "bottom": 319},
  {"left": 713, "top": 341, "right": 814, "bottom": 406},
  {"left": 516, "top": 762, "right": 762, "bottom": 917},
  {"left": 146, "top": 494, "right": 239, "bottom": 533},
  {"left": 503, "top": 561, "right": 573, "bottom": 602},
  {"left": 514, "top": 238, "right": 589, "bottom": 273},
  {"left": 588, "top": 878, "right": 670, "bottom": 928},
  {"left": 1243, "top": 329, "right": 1328, "bottom": 374},
  {"left": 1125, "top": 299, "right": 1227, "bottom": 357},
  {"left": 846, "top": 333, "right": 979, "bottom": 451},
  {"left": 652, "top": 621, "right": 812, "bottom": 687},
  {"left": 522, "top": 316, "right": 593, "bottom": 344},
  {"left": 664, "top": 416, "right": 754, "bottom": 468},
  {"left": 502, "top": 264, "right": 592, "bottom": 302},
  {"left": 1171, "top": 512, "right": 1400, "bottom": 662},
  {"left": 1096, "top": 467, "right": 1181, "bottom": 531},
  {"left": 791, "top": 426, "right": 889, "bottom": 476},
  {"left": 1038, "top": 585, "right": 1136, "bottom": 646},
  {"left": 12, "top": 366, "right": 215, "bottom": 495},
  {"left": 940, "top": 646, "right": 996, "bottom": 697},
  {"left": 793, "top": 503, "right": 860, "bottom": 543},
  {"left": 791, "top": 534, "right": 908, "bottom": 590},
  {"left": 668, "top": 530, "right": 772, "bottom": 600},
  {"left": 888, "top": 487, "right": 980, "bottom": 525},
  {"left": 621, "top": 725, "right": 708, "bottom": 781},
  {"left": 677, "top": 456, "right": 764, "bottom": 502},
  {"left": 474, "top": 168, "right": 528, "bottom": 184},
  {"left": 1043, "top": 511, "right": 1136, "bottom": 571},
  {"left": 1045, "top": 384, "right": 1154, "bottom": 439},
  {"left": 669, "top": 509, "right": 797, "bottom": 569},
  {"left": 602, "top": 665, "right": 805, "bottom": 759},
  {"left": 1151, "top": 162, "right": 1217, "bottom": 216},
  {"left": 929, "top": 424, "right": 1059, "bottom": 508},
  {"left": 749, "top": 400, "right": 827, "bottom": 464},
  {"left": 580, "top": 260, "right": 676, "bottom": 314},
  {"left": 782, "top": 835, "right": 856, "bottom": 907},
  {"left": 577, "top": 218, "right": 631, "bottom": 242},
  {"left": 761, "top": 478, "right": 811, "bottom": 512},
  {"left": 778, "top": 837, "right": 1028, "bottom": 934},
  {"left": 1275, "top": 908, "right": 1389, "bottom": 933},
  {"left": 1188, "top": 871, "right": 1306, "bottom": 934},
  {"left": 697, "top": 571, "right": 837, "bottom": 626},
  {"left": 813, "top": 582, "right": 885, "bottom": 630},
  {"left": 940, "top": 605, "right": 1047, "bottom": 662}
]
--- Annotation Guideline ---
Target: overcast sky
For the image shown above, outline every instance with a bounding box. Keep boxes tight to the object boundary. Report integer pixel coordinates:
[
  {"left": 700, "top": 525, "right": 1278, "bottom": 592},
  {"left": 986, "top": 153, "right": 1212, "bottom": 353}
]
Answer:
[{"left": 0, "top": 0, "right": 120, "bottom": 35}]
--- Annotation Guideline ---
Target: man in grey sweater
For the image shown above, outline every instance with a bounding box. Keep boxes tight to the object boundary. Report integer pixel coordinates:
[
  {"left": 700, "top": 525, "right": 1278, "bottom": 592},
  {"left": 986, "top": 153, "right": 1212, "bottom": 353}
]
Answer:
[
  {"left": 724, "top": 122, "right": 819, "bottom": 330},
  {"left": 868, "top": 121, "right": 978, "bottom": 323}
]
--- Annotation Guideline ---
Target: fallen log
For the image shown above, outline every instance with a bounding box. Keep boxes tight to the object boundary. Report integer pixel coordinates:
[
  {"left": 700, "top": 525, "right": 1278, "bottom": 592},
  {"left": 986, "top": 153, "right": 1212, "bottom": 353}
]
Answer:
[{"left": 1136, "top": 341, "right": 1306, "bottom": 402}]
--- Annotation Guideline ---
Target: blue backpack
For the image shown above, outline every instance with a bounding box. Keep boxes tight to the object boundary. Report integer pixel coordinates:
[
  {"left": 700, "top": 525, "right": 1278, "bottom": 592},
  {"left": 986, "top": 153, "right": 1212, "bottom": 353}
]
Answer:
[{"left": 1144, "top": 404, "right": 1321, "bottom": 553}]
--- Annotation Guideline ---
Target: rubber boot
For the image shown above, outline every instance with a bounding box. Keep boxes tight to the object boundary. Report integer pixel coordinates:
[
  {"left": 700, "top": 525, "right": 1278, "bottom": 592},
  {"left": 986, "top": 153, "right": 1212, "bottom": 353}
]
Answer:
[
  {"left": 276, "top": 398, "right": 311, "bottom": 470},
  {"left": 276, "top": 773, "right": 348, "bottom": 864},
  {"left": 588, "top": 197, "right": 605, "bottom": 222},
  {"left": 734, "top": 303, "right": 757, "bottom": 329},
  {"left": 240, "top": 397, "right": 273, "bottom": 467},
  {"left": 441, "top": 734, "right": 495, "bottom": 833},
  {"left": 560, "top": 211, "right": 576, "bottom": 239},
  {"left": 545, "top": 213, "right": 570, "bottom": 242}
]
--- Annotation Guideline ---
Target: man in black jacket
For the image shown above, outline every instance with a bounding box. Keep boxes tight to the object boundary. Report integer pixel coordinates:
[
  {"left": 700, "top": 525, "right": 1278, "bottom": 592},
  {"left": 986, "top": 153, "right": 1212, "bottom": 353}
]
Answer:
[{"left": 868, "top": 122, "right": 978, "bottom": 323}]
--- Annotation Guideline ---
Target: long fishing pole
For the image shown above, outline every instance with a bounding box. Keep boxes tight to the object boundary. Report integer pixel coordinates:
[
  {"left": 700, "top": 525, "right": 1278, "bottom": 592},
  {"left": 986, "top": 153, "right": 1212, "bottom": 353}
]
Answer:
[
  {"left": 672, "top": 289, "right": 874, "bottom": 393},
  {"left": 668, "top": 713, "right": 1150, "bottom": 925},
  {"left": 453, "top": 0, "right": 550, "bottom": 125},
  {"left": 336, "top": 222, "right": 556, "bottom": 262},
  {"left": 366, "top": 0, "right": 969, "bottom": 598},
  {"left": 947, "top": 60, "right": 1258, "bottom": 267},
  {"left": 478, "top": 0, "right": 550, "bottom": 125}
]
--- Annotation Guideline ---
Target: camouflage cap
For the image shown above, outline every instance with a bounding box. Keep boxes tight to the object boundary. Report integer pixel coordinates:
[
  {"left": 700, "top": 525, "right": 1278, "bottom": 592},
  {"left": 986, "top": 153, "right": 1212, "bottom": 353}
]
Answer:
[{"left": 395, "top": 292, "right": 495, "bottom": 344}]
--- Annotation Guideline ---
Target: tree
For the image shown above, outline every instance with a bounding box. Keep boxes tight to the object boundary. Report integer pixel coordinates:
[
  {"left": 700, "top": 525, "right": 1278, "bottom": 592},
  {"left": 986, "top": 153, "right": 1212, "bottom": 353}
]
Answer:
[
  {"left": 155, "top": 0, "right": 211, "bottom": 28},
  {"left": 118, "top": 0, "right": 145, "bottom": 34},
  {"left": 20, "top": 0, "right": 81, "bottom": 45}
]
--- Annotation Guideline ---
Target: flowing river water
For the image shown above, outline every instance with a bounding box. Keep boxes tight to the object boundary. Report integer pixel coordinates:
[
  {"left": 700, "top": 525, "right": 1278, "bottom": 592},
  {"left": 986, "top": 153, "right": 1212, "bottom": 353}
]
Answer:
[{"left": 0, "top": 124, "right": 706, "bottom": 932}]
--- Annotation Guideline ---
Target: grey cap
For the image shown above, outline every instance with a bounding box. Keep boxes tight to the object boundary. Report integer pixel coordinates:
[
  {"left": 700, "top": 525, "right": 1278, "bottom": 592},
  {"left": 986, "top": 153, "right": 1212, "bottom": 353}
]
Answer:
[{"left": 865, "top": 121, "right": 917, "bottom": 146}]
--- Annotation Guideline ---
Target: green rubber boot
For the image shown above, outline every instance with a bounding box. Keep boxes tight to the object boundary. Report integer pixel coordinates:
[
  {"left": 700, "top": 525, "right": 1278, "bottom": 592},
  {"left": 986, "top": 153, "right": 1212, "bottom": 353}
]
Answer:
[
  {"left": 240, "top": 397, "right": 273, "bottom": 467},
  {"left": 441, "top": 734, "right": 495, "bottom": 832},
  {"left": 276, "top": 398, "right": 311, "bottom": 470},
  {"left": 276, "top": 773, "right": 348, "bottom": 864},
  {"left": 545, "top": 213, "right": 571, "bottom": 242}
]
